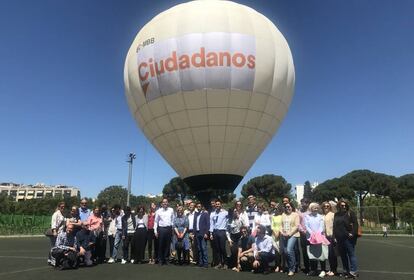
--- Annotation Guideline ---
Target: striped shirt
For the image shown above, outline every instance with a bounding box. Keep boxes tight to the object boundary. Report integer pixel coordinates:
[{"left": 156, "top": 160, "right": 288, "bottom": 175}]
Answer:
[
  {"left": 246, "top": 205, "right": 258, "bottom": 230},
  {"left": 55, "top": 231, "right": 77, "bottom": 250}
]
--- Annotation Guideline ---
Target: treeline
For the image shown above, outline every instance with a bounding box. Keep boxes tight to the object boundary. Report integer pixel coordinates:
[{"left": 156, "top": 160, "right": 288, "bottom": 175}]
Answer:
[
  {"left": 1, "top": 170, "right": 413, "bottom": 228},
  {"left": 311, "top": 170, "right": 414, "bottom": 226},
  {"left": 0, "top": 194, "right": 86, "bottom": 216},
  {"left": 0, "top": 185, "right": 158, "bottom": 216},
  {"left": 162, "top": 171, "right": 414, "bottom": 228}
]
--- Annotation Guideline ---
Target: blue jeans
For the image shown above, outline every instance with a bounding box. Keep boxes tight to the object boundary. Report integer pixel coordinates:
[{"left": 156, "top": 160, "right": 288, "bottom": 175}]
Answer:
[
  {"left": 282, "top": 236, "right": 298, "bottom": 273},
  {"left": 338, "top": 238, "right": 357, "bottom": 273},
  {"left": 196, "top": 233, "right": 208, "bottom": 267},
  {"left": 112, "top": 230, "right": 122, "bottom": 259}
]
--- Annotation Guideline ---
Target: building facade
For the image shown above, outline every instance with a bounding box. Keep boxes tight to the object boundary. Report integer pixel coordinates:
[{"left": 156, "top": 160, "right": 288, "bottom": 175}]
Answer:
[
  {"left": 0, "top": 182, "right": 80, "bottom": 202},
  {"left": 295, "top": 182, "right": 319, "bottom": 203}
]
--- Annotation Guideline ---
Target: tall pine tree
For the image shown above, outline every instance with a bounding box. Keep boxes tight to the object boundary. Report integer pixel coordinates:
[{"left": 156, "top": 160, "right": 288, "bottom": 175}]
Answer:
[{"left": 303, "top": 181, "right": 313, "bottom": 200}]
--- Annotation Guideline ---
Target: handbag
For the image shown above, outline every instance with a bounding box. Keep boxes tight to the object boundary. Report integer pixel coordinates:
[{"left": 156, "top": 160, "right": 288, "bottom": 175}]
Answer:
[
  {"left": 46, "top": 217, "right": 65, "bottom": 237},
  {"left": 357, "top": 226, "right": 362, "bottom": 238},
  {"left": 307, "top": 244, "right": 329, "bottom": 261}
]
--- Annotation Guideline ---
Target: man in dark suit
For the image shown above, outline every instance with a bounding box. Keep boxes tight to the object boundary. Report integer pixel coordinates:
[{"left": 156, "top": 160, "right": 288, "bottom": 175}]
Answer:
[{"left": 194, "top": 202, "right": 210, "bottom": 268}]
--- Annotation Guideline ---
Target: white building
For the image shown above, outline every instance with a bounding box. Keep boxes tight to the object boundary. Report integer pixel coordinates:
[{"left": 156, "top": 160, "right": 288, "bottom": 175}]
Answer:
[
  {"left": 295, "top": 182, "right": 319, "bottom": 202},
  {"left": 0, "top": 182, "right": 80, "bottom": 202},
  {"left": 145, "top": 193, "right": 163, "bottom": 199}
]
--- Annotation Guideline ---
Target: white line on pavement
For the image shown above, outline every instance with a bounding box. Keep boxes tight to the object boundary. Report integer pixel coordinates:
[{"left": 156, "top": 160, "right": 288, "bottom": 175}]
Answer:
[
  {"left": 360, "top": 269, "right": 414, "bottom": 275},
  {"left": 361, "top": 238, "right": 414, "bottom": 249},
  {"left": 0, "top": 255, "right": 45, "bottom": 260},
  {"left": 0, "top": 266, "right": 48, "bottom": 276}
]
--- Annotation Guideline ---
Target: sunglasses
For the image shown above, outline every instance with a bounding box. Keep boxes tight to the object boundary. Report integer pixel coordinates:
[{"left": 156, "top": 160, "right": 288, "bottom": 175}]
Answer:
[{"left": 324, "top": 205, "right": 330, "bottom": 208}]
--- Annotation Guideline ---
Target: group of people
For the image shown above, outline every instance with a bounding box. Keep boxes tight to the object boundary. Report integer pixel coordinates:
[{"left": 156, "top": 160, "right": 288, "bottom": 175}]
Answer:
[{"left": 47, "top": 196, "right": 359, "bottom": 278}]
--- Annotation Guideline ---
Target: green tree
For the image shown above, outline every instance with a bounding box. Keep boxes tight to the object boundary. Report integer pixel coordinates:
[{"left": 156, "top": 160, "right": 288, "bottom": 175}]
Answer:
[
  {"left": 162, "top": 177, "right": 193, "bottom": 205},
  {"left": 303, "top": 181, "right": 313, "bottom": 200},
  {"left": 371, "top": 173, "right": 402, "bottom": 227},
  {"left": 218, "top": 193, "right": 236, "bottom": 204},
  {"left": 399, "top": 174, "right": 414, "bottom": 199},
  {"left": 0, "top": 193, "right": 12, "bottom": 214},
  {"left": 130, "top": 195, "right": 160, "bottom": 209},
  {"left": 241, "top": 174, "right": 292, "bottom": 205},
  {"left": 311, "top": 178, "right": 354, "bottom": 203},
  {"left": 96, "top": 185, "right": 128, "bottom": 208},
  {"left": 364, "top": 196, "right": 393, "bottom": 225},
  {"left": 399, "top": 200, "right": 414, "bottom": 230},
  {"left": 342, "top": 169, "right": 378, "bottom": 225}
]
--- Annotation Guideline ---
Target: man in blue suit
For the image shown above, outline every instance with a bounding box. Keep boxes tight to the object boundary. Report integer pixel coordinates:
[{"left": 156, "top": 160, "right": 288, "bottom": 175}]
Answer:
[{"left": 194, "top": 202, "right": 210, "bottom": 268}]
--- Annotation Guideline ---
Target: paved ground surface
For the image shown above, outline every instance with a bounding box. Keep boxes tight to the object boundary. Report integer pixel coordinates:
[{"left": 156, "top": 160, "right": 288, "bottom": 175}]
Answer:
[{"left": 0, "top": 236, "right": 413, "bottom": 280}]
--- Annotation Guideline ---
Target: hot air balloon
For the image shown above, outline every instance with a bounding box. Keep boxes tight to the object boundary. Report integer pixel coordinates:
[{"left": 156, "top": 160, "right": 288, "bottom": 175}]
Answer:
[{"left": 124, "top": 0, "right": 295, "bottom": 206}]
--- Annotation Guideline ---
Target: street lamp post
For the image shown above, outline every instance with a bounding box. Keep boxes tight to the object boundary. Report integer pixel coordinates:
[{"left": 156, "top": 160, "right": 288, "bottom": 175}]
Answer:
[{"left": 126, "top": 153, "right": 136, "bottom": 207}]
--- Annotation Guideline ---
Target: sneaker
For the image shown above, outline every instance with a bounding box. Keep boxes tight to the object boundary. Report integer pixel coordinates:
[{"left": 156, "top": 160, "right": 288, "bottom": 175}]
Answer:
[
  {"left": 214, "top": 264, "right": 222, "bottom": 269},
  {"left": 107, "top": 258, "right": 115, "bottom": 264},
  {"left": 319, "top": 271, "right": 326, "bottom": 278},
  {"left": 130, "top": 259, "right": 135, "bottom": 264},
  {"left": 288, "top": 271, "right": 295, "bottom": 277},
  {"left": 349, "top": 272, "right": 359, "bottom": 278},
  {"left": 344, "top": 273, "right": 358, "bottom": 279},
  {"left": 121, "top": 259, "right": 127, "bottom": 264}
]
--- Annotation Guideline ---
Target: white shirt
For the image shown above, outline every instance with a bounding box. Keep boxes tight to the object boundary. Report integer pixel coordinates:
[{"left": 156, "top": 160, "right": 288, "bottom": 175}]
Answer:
[
  {"left": 187, "top": 211, "right": 196, "bottom": 231},
  {"left": 253, "top": 212, "right": 271, "bottom": 229},
  {"left": 136, "top": 217, "right": 145, "bottom": 228},
  {"left": 253, "top": 235, "right": 275, "bottom": 257},
  {"left": 239, "top": 211, "right": 250, "bottom": 227},
  {"left": 154, "top": 207, "right": 174, "bottom": 234},
  {"left": 196, "top": 214, "right": 200, "bottom": 231},
  {"left": 51, "top": 210, "right": 65, "bottom": 233},
  {"left": 108, "top": 219, "right": 116, "bottom": 236},
  {"left": 127, "top": 217, "right": 135, "bottom": 234},
  {"left": 114, "top": 214, "right": 123, "bottom": 230}
]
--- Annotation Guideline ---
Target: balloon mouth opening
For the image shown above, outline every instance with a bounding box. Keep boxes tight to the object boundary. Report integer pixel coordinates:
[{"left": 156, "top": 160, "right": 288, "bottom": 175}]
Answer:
[{"left": 183, "top": 174, "right": 243, "bottom": 208}]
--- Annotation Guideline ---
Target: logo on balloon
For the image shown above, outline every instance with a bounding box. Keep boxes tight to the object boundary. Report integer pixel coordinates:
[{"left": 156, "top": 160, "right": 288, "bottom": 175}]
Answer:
[{"left": 136, "top": 33, "right": 256, "bottom": 102}]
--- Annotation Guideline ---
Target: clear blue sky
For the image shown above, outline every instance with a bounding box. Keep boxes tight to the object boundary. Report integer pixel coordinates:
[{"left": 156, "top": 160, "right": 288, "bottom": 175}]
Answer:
[{"left": 1, "top": 0, "right": 413, "bottom": 198}]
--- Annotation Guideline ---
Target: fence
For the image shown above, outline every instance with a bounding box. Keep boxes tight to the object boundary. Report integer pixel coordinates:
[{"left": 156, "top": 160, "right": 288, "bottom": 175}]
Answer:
[
  {"left": 357, "top": 206, "right": 414, "bottom": 235},
  {"left": 0, "top": 214, "right": 51, "bottom": 235}
]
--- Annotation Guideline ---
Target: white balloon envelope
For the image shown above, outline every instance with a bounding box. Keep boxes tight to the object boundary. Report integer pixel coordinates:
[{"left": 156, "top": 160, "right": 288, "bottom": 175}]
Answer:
[{"left": 124, "top": 0, "right": 295, "bottom": 203}]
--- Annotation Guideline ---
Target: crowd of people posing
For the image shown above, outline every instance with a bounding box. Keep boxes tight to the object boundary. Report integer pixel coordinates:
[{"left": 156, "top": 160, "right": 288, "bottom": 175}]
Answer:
[{"left": 47, "top": 195, "right": 359, "bottom": 278}]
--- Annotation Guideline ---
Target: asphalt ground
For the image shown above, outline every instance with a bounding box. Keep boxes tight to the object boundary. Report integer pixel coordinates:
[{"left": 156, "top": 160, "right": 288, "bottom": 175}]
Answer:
[{"left": 0, "top": 236, "right": 413, "bottom": 280}]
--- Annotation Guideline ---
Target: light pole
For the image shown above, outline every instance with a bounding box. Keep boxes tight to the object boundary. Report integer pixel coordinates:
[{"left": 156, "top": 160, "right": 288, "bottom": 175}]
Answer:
[{"left": 126, "top": 153, "right": 136, "bottom": 207}]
